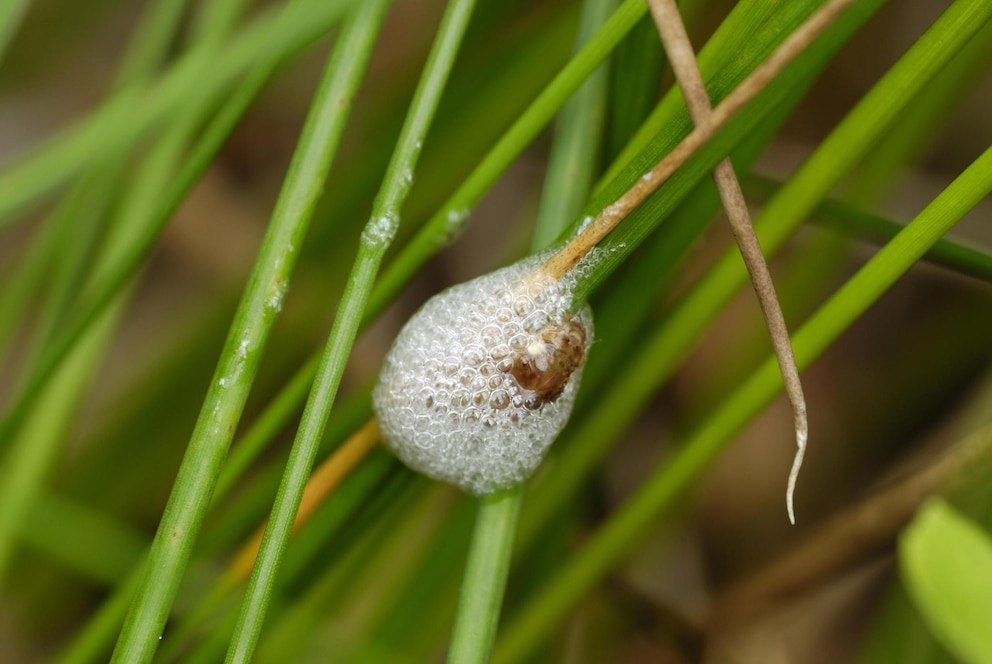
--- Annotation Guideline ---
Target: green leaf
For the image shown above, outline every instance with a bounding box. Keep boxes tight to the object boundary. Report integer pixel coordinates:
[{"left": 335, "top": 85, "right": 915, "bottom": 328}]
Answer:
[{"left": 900, "top": 498, "right": 992, "bottom": 664}]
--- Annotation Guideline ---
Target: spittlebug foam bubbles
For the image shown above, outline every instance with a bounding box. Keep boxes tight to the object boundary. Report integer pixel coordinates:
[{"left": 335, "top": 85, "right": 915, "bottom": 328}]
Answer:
[{"left": 373, "top": 252, "right": 595, "bottom": 495}]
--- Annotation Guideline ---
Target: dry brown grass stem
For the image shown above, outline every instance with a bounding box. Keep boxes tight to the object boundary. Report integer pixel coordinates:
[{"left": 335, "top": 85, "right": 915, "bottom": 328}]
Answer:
[
  {"left": 225, "top": 418, "right": 380, "bottom": 585},
  {"left": 647, "top": 0, "right": 808, "bottom": 524},
  {"left": 536, "top": 0, "right": 856, "bottom": 285}
]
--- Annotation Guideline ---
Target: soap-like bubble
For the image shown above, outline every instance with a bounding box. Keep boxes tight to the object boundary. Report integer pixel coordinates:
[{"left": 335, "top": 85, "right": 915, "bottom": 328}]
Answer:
[{"left": 373, "top": 253, "right": 594, "bottom": 495}]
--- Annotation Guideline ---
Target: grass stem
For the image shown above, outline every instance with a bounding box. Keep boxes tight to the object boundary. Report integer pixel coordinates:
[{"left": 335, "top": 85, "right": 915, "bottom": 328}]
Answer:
[
  {"left": 646, "top": 0, "right": 807, "bottom": 524},
  {"left": 535, "top": 0, "right": 857, "bottom": 283},
  {"left": 224, "top": 0, "right": 476, "bottom": 659},
  {"left": 224, "top": 419, "right": 380, "bottom": 587},
  {"left": 448, "top": 489, "right": 524, "bottom": 664},
  {"left": 446, "top": 1, "right": 613, "bottom": 658},
  {"left": 110, "top": 2, "right": 376, "bottom": 659}
]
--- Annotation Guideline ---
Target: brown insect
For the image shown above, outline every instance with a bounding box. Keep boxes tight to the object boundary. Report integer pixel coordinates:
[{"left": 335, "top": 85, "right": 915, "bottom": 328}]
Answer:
[{"left": 508, "top": 317, "right": 587, "bottom": 409}]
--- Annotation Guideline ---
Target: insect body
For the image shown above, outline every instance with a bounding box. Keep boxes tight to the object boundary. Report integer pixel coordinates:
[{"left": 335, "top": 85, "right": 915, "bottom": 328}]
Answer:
[{"left": 509, "top": 318, "right": 587, "bottom": 408}]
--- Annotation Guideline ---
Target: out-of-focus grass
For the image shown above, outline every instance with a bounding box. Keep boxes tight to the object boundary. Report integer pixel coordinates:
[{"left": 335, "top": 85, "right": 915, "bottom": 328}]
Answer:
[{"left": 1, "top": 0, "right": 991, "bottom": 662}]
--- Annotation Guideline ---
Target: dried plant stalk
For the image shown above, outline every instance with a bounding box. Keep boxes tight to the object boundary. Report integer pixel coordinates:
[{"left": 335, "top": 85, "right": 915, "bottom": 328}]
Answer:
[
  {"left": 536, "top": 0, "right": 856, "bottom": 283},
  {"left": 225, "top": 419, "right": 380, "bottom": 584},
  {"left": 534, "top": 0, "right": 856, "bottom": 522},
  {"left": 647, "top": 0, "right": 807, "bottom": 524}
]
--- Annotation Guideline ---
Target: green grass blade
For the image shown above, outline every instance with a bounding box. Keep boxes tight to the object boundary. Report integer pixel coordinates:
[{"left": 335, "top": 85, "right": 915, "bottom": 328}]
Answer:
[
  {"left": 7, "top": 0, "right": 247, "bottom": 634},
  {"left": 243, "top": 479, "right": 441, "bottom": 661},
  {"left": 494, "top": 143, "right": 992, "bottom": 664},
  {"left": 55, "top": 566, "right": 146, "bottom": 664},
  {"left": 0, "top": 0, "right": 203, "bottom": 585},
  {"left": 0, "top": 206, "right": 57, "bottom": 364},
  {"left": 212, "top": 366, "right": 324, "bottom": 501},
  {"left": 0, "top": 0, "right": 29, "bottom": 64},
  {"left": 369, "top": 0, "right": 646, "bottom": 311},
  {"left": 113, "top": 0, "right": 193, "bottom": 89},
  {"left": 12, "top": 168, "right": 120, "bottom": 385},
  {"left": 0, "top": 0, "right": 358, "bottom": 453},
  {"left": 446, "top": 0, "right": 613, "bottom": 658},
  {"left": 570, "top": 1, "right": 917, "bottom": 301},
  {"left": 209, "top": 386, "right": 373, "bottom": 539},
  {"left": 0, "top": 0, "right": 191, "bottom": 380},
  {"left": 158, "top": 449, "right": 396, "bottom": 662},
  {"left": 224, "top": 0, "right": 479, "bottom": 657},
  {"left": 512, "top": 0, "right": 887, "bottom": 553},
  {"left": 531, "top": 0, "right": 613, "bottom": 251},
  {"left": 515, "top": 110, "right": 801, "bottom": 555},
  {"left": 0, "top": 0, "right": 358, "bottom": 226},
  {"left": 568, "top": 0, "right": 990, "bottom": 355},
  {"left": 184, "top": 464, "right": 410, "bottom": 664},
  {"left": 744, "top": 174, "right": 992, "bottom": 283},
  {"left": 109, "top": 4, "right": 378, "bottom": 660},
  {"left": 7, "top": 0, "right": 245, "bottom": 423},
  {"left": 302, "top": 484, "right": 456, "bottom": 648},
  {"left": 500, "top": 3, "right": 992, "bottom": 644},
  {"left": 246, "top": 472, "right": 417, "bottom": 663},
  {"left": 0, "top": 0, "right": 191, "bottom": 358},
  {"left": 598, "top": 0, "right": 808, "bottom": 189},
  {"left": 606, "top": 13, "right": 664, "bottom": 160},
  {"left": 847, "top": 18, "right": 992, "bottom": 203},
  {"left": 0, "top": 305, "right": 121, "bottom": 583},
  {"left": 448, "top": 490, "right": 524, "bottom": 664},
  {"left": 578, "top": 26, "right": 825, "bottom": 396},
  {"left": 17, "top": 491, "right": 147, "bottom": 586},
  {"left": 373, "top": 501, "right": 476, "bottom": 657},
  {"left": 0, "top": 0, "right": 255, "bottom": 592}
]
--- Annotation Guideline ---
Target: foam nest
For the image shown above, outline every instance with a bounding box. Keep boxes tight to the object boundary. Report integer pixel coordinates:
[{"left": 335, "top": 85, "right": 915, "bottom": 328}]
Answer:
[{"left": 373, "top": 253, "right": 594, "bottom": 495}]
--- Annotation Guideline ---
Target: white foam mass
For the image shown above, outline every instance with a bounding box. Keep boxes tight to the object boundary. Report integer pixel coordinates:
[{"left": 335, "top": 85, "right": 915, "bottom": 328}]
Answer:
[{"left": 373, "top": 253, "right": 594, "bottom": 495}]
